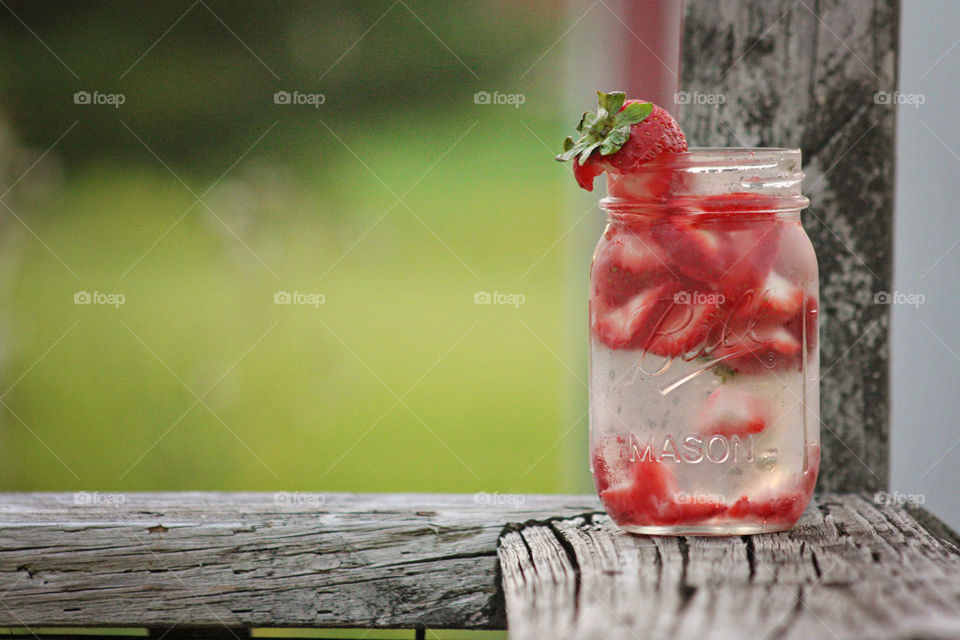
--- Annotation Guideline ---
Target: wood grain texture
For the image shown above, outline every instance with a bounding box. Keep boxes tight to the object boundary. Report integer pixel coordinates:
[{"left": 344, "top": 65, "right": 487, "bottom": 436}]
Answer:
[
  {"left": 0, "top": 492, "right": 599, "bottom": 629},
  {"left": 498, "top": 493, "right": 960, "bottom": 640},
  {"left": 4, "top": 492, "right": 957, "bottom": 638},
  {"left": 678, "top": 0, "right": 899, "bottom": 492}
]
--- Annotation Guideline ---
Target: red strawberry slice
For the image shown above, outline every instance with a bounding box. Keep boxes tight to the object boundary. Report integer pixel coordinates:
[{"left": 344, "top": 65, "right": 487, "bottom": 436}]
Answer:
[
  {"left": 590, "top": 228, "right": 666, "bottom": 308},
  {"left": 591, "top": 283, "right": 671, "bottom": 350},
  {"left": 695, "top": 193, "right": 783, "bottom": 219},
  {"left": 650, "top": 216, "right": 727, "bottom": 284},
  {"left": 600, "top": 458, "right": 727, "bottom": 526},
  {"left": 718, "top": 221, "right": 782, "bottom": 297},
  {"left": 643, "top": 297, "right": 719, "bottom": 358},
  {"left": 728, "top": 444, "right": 820, "bottom": 525},
  {"left": 600, "top": 458, "right": 677, "bottom": 524},
  {"left": 696, "top": 385, "right": 768, "bottom": 437},
  {"left": 755, "top": 271, "right": 804, "bottom": 322},
  {"left": 610, "top": 228, "right": 671, "bottom": 274},
  {"left": 591, "top": 434, "right": 633, "bottom": 494},
  {"left": 735, "top": 270, "right": 805, "bottom": 325},
  {"left": 652, "top": 207, "right": 782, "bottom": 299},
  {"left": 712, "top": 324, "right": 802, "bottom": 374},
  {"left": 658, "top": 496, "right": 728, "bottom": 526},
  {"left": 728, "top": 491, "right": 806, "bottom": 524},
  {"left": 605, "top": 154, "right": 680, "bottom": 200}
]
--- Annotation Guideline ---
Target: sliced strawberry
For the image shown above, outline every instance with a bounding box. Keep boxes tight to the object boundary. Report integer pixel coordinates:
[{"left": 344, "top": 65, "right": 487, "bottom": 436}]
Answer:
[
  {"left": 728, "top": 491, "right": 806, "bottom": 524},
  {"left": 756, "top": 271, "right": 804, "bottom": 322},
  {"left": 643, "top": 298, "right": 719, "bottom": 358},
  {"left": 650, "top": 216, "right": 727, "bottom": 283},
  {"left": 599, "top": 458, "right": 677, "bottom": 524},
  {"left": 610, "top": 228, "right": 671, "bottom": 274},
  {"left": 591, "top": 228, "right": 666, "bottom": 308},
  {"left": 605, "top": 161, "right": 677, "bottom": 200},
  {"left": 717, "top": 221, "right": 782, "bottom": 297},
  {"left": 696, "top": 385, "right": 768, "bottom": 437},
  {"left": 728, "top": 444, "right": 819, "bottom": 526},
  {"left": 591, "top": 283, "right": 671, "bottom": 350},
  {"left": 650, "top": 206, "right": 782, "bottom": 300},
  {"left": 658, "top": 497, "right": 728, "bottom": 526},
  {"left": 600, "top": 459, "right": 728, "bottom": 526},
  {"left": 734, "top": 270, "right": 804, "bottom": 325},
  {"left": 695, "top": 193, "right": 783, "bottom": 219},
  {"left": 712, "top": 324, "right": 802, "bottom": 374},
  {"left": 590, "top": 434, "right": 633, "bottom": 494}
]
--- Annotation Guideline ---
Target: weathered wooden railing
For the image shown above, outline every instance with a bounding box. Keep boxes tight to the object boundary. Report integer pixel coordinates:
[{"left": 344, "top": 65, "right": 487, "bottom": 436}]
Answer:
[{"left": 1, "top": 492, "right": 959, "bottom": 639}]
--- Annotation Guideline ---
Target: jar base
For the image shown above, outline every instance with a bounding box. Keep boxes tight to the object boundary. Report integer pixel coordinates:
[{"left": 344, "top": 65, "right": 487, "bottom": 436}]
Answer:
[{"left": 616, "top": 521, "right": 797, "bottom": 536}]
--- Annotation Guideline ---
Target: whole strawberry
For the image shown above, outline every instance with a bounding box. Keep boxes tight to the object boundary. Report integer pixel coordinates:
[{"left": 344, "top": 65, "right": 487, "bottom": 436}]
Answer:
[{"left": 557, "top": 91, "right": 688, "bottom": 191}]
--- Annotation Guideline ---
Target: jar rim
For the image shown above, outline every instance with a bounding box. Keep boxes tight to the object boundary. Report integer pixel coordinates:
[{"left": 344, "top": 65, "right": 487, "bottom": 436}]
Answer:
[
  {"left": 600, "top": 147, "right": 808, "bottom": 214},
  {"left": 619, "top": 147, "right": 801, "bottom": 170}
]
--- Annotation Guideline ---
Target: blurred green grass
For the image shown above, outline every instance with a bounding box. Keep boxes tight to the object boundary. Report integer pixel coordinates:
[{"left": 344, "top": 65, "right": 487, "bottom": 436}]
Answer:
[{"left": 1, "top": 108, "right": 593, "bottom": 494}]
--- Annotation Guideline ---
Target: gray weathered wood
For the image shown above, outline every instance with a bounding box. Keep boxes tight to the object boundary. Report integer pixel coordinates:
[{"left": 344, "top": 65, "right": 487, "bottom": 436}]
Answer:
[
  {"left": 4, "top": 492, "right": 958, "bottom": 638},
  {"left": 498, "top": 493, "right": 960, "bottom": 640},
  {"left": 0, "top": 492, "right": 598, "bottom": 629},
  {"left": 678, "top": 0, "right": 898, "bottom": 492}
]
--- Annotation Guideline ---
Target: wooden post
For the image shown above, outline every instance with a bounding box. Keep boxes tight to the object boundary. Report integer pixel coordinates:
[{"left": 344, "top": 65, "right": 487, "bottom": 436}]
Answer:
[{"left": 678, "top": 0, "right": 899, "bottom": 492}]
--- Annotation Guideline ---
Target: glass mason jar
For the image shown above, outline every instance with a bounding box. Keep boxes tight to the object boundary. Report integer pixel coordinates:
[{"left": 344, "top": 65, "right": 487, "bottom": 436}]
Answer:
[{"left": 588, "top": 148, "right": 819, "bottom": 536}]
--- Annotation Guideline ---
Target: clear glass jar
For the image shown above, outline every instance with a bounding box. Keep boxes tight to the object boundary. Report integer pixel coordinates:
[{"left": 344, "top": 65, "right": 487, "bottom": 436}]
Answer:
[{"left": 588, "top": 148, "right": 819, "bottom": 535}]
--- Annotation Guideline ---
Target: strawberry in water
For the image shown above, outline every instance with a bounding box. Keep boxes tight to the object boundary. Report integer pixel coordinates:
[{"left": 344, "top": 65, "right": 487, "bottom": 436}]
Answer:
[
  {"left": 642, "top": 297, "right": 719, "bottom": 358},
  {"left": 696, "top": 385, "right": 769, "bottom": 437},
  {"left": 600, "top": 457, "right": 728, "bottom": 526},
  {"left": 650, "top": 215, "right": 727, "bottom": 283},
  {"left": 600, "top": 457, "right": 677, "bottom": 525},
  {"left": 744, "top": 271, "right": 805, "bottom": 325},
  {"left": 728, "top": 444, "right": 820, "bottom": 525},
  {"left": 651, "top": 208, "right": 782, "bottom": 299},
  {"left": 590, "top": 433, "right": 634, "bottom": 494},
  {"left": 711, "top": 322, "right": 802, "bottom": 374},
  {"left": 591, "top": 283, "right": 671, "bottom": 350},
  {"left": 590, "top": 227, "right": 665, "bottom": 309},
  {"left": 608, "top": 226, "right": 671, "bottom": 275},
  {"left": 594, "top": 435, "right": 727, "bottom": 527},
  {"left": 605, "top": 162, "right": 677, "bottom": 200},
  {"left": 556, "top": 91, "right": 687, "bottom": 192}
]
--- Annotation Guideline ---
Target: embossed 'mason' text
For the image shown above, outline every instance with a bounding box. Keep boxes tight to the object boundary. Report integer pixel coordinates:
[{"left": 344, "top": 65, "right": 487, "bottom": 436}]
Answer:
[{"left": 628, "top": 432, "right": 754, "bottom": 464}]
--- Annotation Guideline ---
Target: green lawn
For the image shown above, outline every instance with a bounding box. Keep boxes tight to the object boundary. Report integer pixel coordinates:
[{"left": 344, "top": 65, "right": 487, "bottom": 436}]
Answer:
[{"left": 1, "top": 109, "right": 596, "bottom": 496}]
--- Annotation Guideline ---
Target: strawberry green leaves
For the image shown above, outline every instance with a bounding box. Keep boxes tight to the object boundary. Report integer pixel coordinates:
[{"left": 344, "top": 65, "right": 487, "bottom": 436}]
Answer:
[{"left": 557, "top": 91, "right": 652, "bottom": 165}]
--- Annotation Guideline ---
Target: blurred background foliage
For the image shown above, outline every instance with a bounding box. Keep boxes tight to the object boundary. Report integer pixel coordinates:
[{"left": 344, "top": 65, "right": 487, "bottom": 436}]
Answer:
[{"left": 0, "top": 0, "right": 593, "bottom": 494}]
